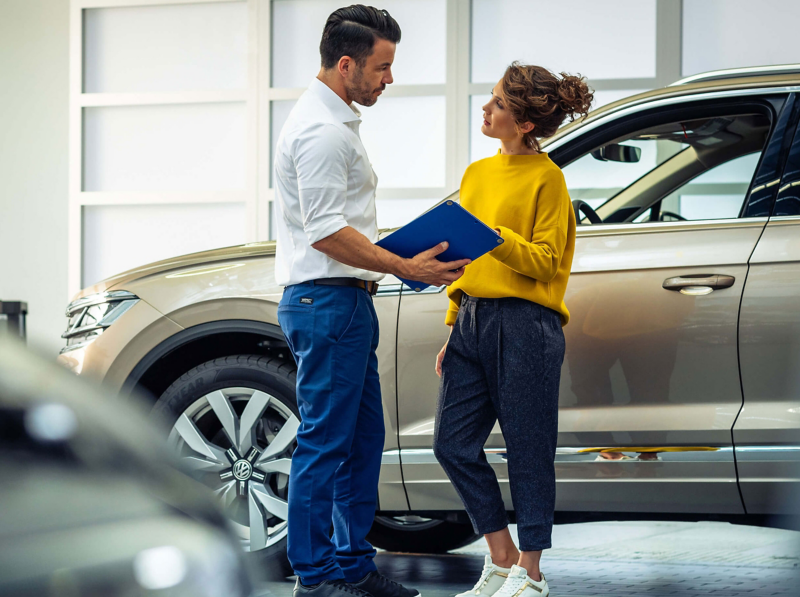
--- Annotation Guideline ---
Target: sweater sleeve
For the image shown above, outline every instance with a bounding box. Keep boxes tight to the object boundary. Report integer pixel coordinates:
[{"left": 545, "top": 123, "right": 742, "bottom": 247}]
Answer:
[
  {"left": 489, "top": 170, "right": 569, "bottom": 283},
  {"left": 444, "top": 288, "right": 463, "bottom": 326}
]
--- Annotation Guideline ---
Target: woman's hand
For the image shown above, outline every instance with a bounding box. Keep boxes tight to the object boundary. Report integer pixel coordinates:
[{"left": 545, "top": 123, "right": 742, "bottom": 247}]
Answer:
[{"left": 435, "top": 325, "right": 454, "bottom": 377}]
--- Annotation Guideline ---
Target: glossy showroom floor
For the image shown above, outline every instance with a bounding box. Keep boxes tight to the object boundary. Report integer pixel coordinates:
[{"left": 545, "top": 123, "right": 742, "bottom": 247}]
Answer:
[{"left": 254, "top": 522, "right": 800, "bottom": 597}]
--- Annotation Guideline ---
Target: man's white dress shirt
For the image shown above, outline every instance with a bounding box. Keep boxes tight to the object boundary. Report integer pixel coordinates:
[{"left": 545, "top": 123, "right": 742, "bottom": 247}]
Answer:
[{"left": 274, "top": 78, "right": 384, "bottom": 286}]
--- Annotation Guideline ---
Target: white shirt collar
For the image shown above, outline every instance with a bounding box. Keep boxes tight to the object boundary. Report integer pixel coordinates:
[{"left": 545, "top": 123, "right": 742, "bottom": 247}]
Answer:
[{"left": 308, "top": 77, "right": 362, "bottom": 124}]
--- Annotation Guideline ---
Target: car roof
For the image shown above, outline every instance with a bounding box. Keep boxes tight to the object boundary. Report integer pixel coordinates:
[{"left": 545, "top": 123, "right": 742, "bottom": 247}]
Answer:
[
  {"left": 670, "top": 64, "right": 800, "bottom": 86},
  {"left": 544, "top": 64, "right": 800, "bottom": 150}
]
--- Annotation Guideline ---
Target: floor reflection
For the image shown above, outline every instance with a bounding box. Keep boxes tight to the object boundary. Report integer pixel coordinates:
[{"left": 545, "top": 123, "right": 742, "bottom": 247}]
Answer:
[
  {"left": 254, "top": 522, "right": 800, "bottom": 597},
  {"left": 373, "top": 552, "right": 483, "bottom": 588}
]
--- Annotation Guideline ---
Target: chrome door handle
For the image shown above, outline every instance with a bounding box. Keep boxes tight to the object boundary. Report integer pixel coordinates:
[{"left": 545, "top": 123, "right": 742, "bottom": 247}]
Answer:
[{"left": 663, "top": 274, "right": 735, "bottom": 295}]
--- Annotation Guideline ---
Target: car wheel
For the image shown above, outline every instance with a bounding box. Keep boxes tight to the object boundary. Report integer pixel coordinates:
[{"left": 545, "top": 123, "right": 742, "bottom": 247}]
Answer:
[
  {"left": 367, "top": 515, "right": 480, "bottom": 553},
  {"left": 153, "top": 355, "right": 298, "bottom": 577}
]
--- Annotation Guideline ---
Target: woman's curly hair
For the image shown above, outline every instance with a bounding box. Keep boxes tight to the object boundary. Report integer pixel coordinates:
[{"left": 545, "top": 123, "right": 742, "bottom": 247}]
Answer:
[{"left": 500, "top": 62, "right": 594, "bottom": 151}]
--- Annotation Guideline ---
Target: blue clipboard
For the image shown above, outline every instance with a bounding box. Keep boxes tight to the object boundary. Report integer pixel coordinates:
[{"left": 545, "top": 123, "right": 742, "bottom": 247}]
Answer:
[{"left": 376, "top": 199, "right": 504, "bottom": 291}]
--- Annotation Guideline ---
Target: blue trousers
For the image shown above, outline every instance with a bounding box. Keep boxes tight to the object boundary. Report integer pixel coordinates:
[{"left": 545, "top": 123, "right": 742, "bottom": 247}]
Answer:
[{"left": 278, "top": 282, "right": 384, "bottom": 585}]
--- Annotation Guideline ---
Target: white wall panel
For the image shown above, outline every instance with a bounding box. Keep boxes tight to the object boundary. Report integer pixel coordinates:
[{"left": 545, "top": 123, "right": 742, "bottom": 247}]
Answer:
[
  {"left": 83, "top": 102, "right": 247, "bottom": 192},
  {"left": 0, "top": 0, "right": 69, "bottom": 355},
  {"left": 360, "top": 96, "right": 446, "bottom": 188},
  {"left": 82, "top": 202, "right": 246, "bottom": 286},
  {"left": 271, "top": 96, "right": 446, "bottom": 189},
  {"left": 84, "top": 2, "right": 248, "bottom": 93},
  {"left": 469, "top": 94, "right": 497, "bottom": 164},
  {"left": 270, "top": 100, "right": 297, "bottom": 187},
  {"left": 683, "top": 0, "right": 800, "bottom": 76},
  {"left": 271, "top": 0, "right": 446, "bottom": 88},
  {"left": 471, "top": 0, "right": 656, "bottom": 83}
]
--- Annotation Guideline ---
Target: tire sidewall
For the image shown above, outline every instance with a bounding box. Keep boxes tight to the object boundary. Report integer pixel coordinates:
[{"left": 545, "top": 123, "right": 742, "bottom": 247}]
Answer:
[
  {"left": 152, "top": 355, "right": 298, "bottom": 577},
  {"left": 154, "top": 356, "right": 299, "bottom": 426}
]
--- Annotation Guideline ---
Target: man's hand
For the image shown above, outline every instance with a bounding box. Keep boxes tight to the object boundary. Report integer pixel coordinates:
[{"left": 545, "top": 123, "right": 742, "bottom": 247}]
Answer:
[
  {"left": 311, "top": 228, "right": 470, "bottom": 285},
  {"left": 400, "top": 242, "right": 471, "bottom": 287}
]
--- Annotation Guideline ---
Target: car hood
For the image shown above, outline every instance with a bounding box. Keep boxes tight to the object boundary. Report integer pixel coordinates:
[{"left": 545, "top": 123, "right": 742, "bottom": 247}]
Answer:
[{"left": 73, "top": 241, "right": 278, "bottom": 301}]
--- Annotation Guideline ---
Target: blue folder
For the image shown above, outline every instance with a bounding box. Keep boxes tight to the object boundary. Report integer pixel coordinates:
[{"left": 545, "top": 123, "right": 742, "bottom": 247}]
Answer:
[{"left": 376, "top": 199, "right": 504, "bottom": 291}]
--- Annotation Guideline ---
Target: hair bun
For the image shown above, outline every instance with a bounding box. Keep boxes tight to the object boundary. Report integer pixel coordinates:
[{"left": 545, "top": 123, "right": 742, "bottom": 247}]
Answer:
[
  {"left": 500, "top": 62, "right": 594, "bottom": 151},
  {"left": 557, "top": 73, "right": 594, "bottom": 121}
]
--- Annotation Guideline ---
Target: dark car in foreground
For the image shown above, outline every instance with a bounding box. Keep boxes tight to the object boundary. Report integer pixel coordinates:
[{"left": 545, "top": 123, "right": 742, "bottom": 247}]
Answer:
[{"left": 0, "top": 338, "right": 254, "bottom": 596}]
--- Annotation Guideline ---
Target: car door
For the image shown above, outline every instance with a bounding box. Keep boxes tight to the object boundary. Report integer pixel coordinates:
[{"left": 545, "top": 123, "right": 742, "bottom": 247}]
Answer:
[
  {"left": 394, "top": 92, "right": 794, "bottom": 516},
  {"left": 736, "top": 99, "right": 800, "bottom": 515}
]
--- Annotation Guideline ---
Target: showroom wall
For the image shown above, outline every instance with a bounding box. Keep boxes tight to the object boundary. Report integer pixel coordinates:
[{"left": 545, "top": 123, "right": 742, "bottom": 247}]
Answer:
[
  {"left": 3, "top": 0, "right": 800, "bottom": 357},
  {"left": 0, "top": 0, "right": 69, "bottom": 356}
]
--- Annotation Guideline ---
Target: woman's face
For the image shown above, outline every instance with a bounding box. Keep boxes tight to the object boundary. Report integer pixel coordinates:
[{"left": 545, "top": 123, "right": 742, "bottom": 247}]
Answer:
[{"left": 481, "top": 79, "right": 533, "bottom": 141}]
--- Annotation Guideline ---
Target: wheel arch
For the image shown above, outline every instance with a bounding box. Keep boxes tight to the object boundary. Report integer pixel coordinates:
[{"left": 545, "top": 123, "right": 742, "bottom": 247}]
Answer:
[{"left": 122, "top": 319, "right": 291, "bottom": 403}]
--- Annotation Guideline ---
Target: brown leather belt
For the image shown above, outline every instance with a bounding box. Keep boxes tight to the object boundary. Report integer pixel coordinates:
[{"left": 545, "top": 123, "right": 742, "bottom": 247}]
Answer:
[{"left": 303, "top": 277, "right": 379, "bottom": 296}]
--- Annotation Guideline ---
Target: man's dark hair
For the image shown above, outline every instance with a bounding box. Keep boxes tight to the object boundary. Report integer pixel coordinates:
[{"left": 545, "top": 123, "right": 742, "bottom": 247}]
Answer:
[{"left": 320, "top": 5, "right": 401, "bottom": 69}]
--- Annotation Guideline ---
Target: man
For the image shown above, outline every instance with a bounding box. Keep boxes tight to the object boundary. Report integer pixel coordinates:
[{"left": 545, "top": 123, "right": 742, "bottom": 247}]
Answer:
[{"left": 274, "top": 5, "right": 470, "bottom": 597}]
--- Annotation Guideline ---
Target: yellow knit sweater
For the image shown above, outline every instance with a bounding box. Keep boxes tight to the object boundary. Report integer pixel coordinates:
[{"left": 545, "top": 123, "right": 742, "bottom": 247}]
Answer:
[{"left": 445, "top": 151, "right": 576, "bottom": 327}]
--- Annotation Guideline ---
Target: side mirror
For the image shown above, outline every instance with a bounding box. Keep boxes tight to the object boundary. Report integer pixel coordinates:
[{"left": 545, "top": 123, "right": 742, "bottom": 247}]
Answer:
[{"left": 591, "top": 143, "right": 642, "bottom": 163}]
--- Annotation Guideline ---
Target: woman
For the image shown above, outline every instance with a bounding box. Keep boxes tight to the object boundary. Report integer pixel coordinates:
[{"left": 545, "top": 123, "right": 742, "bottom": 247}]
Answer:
[{"left": 432, "top": 62, "right": 592, "bottom": 597}]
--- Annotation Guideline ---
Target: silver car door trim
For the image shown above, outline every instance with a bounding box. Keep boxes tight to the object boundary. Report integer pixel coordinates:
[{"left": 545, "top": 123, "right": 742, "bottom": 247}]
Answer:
[
  {"left": 766, "top": 215, "right": 800, "bottom": 224},
  {"left": 381, "top": 446, "right": 763, "bottom": 465},
  {"left": 376, "top": 283, "right": 403, "bottom": 297},
  {"left": 381, "top": 448, "right": 508, "bottom": 464},
  {"left": 575, "top": 217, "right": 769, "bottom": 238},
  {"left": 734, "top": 445, "right": 800, "bottom": 462}
]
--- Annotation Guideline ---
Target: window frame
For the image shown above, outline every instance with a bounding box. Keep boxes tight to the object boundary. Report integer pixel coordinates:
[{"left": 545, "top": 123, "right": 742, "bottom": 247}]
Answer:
[
  {"left": 548, "top": 93, "right": 794, "bottom": 226},
  {"left": 773, "top": 95, "right": 800, "bottom": 217}
]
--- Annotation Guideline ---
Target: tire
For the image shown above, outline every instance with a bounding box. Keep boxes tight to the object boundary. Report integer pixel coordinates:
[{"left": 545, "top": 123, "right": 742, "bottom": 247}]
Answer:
[
  {"left": 153, "top": 354, "right": 298, "bottom": 578},
  {"left": 367, "top": 515, "right": 480, "bottom": 553}
]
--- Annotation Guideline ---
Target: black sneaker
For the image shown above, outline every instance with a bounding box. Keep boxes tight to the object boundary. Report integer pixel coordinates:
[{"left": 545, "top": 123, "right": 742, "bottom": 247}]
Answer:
[
  {"left": 351, "top": 571, "right": 420, "bottom": 597},
  {"left": 293, "top": 578, "right": 375, "bottom": 597}
]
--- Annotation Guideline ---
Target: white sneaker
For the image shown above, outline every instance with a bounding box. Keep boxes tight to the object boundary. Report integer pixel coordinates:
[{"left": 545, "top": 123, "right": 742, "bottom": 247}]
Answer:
[
  {"left": 494, "top": 565, "right": 549, "bottom": 597},
  {"left": 455, "top": 555, "right": 511, "bottom": 597}
]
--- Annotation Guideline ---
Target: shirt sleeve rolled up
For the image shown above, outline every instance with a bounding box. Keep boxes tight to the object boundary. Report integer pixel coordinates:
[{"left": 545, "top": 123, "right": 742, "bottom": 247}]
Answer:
[{"left": 293, "top": 123, "right": 351, "bottom": 245}]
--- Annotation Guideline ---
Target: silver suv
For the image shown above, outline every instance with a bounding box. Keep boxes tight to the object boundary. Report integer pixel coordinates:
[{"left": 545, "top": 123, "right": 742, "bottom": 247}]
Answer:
[{"left": 58, "top": 65, "right": 800, "bottom": 571}]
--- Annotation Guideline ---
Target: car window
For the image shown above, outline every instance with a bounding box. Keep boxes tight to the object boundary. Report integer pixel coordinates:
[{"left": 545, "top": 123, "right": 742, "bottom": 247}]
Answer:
[
  {"left": 563, "top": 113, "right": 770, "bottom": 224},
  {"left": 562, "top": 139, "right": 686, "bottom": 211},
  {"left": 634, "top": 152, "right": 761, "bottom": 222}
]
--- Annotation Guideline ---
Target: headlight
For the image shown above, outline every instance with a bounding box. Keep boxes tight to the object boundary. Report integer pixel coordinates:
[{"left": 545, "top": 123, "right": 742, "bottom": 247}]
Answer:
[{"left": 60, "top": 291, "right": 139, "bottom": 354}]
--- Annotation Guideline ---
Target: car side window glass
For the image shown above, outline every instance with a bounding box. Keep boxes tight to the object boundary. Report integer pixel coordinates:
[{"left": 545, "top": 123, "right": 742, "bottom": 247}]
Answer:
[
  {"left": 654, "top": 152, "right": 761, "bottom": 221},
  {"left": 774, "top": 113, "right": 800, "bottom": 216},
  {"left": 562, "top": 140, "right": 685, "bottom": 211},
  {"left": 563, "top": 113, "right": 770, "bottom": 224}
]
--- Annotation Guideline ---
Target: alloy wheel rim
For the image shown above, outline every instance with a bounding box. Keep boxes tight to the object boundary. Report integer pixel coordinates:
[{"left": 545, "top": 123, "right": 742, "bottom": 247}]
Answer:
[{"left": 167, "top": 386, "right": 298, "bottom": 551}]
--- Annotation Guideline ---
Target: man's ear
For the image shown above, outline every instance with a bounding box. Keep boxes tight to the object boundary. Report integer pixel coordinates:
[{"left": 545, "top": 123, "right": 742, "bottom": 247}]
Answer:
[{"left": 337, "top": 56, "right": 353, "bottom": 79}]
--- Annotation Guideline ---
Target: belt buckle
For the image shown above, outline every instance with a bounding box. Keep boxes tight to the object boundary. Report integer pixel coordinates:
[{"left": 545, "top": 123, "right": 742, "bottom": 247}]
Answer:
[{"left": 364, "top": 280, "right": 378, "bottom": 296}]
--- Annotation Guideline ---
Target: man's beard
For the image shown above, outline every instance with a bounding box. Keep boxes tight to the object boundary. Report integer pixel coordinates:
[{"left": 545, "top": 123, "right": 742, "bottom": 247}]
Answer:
[{"left": 347, "top": 66, "right": 383, "bottom": 107}]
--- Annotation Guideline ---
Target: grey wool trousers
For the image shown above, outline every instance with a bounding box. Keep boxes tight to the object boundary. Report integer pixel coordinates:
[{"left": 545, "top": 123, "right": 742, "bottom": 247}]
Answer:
[{"left": 433, "top": 294, "right": 565, "bottom": 551}]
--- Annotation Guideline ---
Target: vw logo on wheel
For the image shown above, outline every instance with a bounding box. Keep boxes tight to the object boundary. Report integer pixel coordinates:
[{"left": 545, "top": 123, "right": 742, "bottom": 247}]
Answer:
[{"left": 233, "top": 459, "right": 253, "bottom": 481}]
